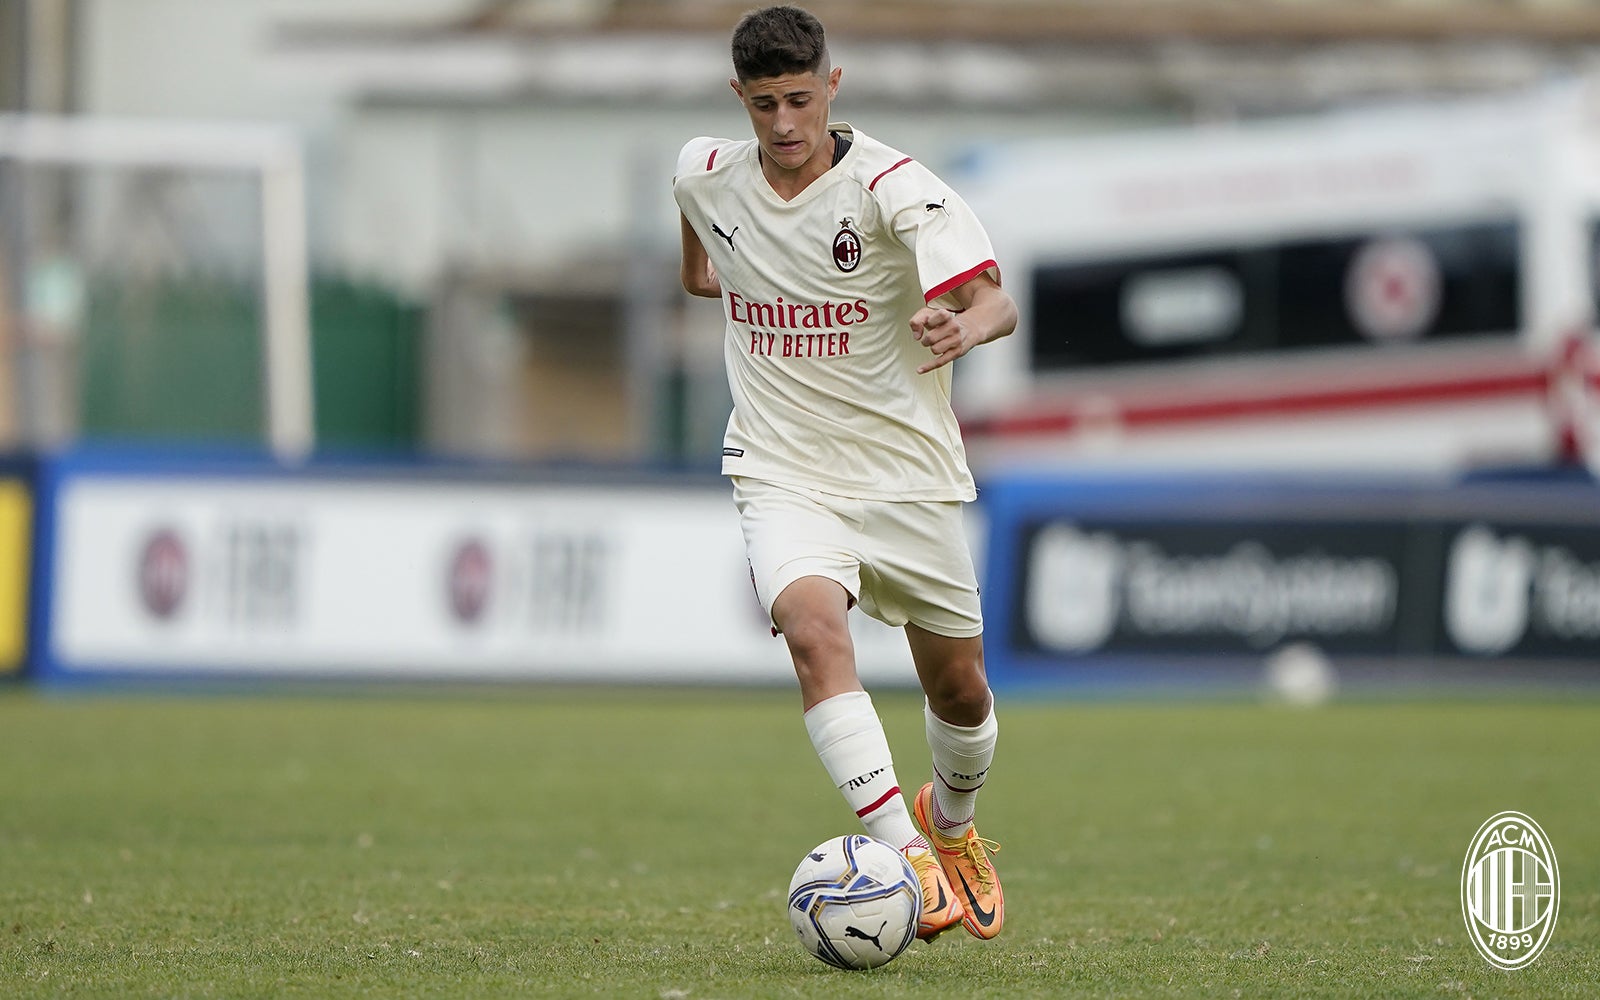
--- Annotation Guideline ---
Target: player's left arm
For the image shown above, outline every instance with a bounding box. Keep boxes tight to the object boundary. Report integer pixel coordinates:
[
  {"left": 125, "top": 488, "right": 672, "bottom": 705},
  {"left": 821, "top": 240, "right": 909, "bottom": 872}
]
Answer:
[{"left": 909, "top": 272, "right": 1017, "bottom": 375}]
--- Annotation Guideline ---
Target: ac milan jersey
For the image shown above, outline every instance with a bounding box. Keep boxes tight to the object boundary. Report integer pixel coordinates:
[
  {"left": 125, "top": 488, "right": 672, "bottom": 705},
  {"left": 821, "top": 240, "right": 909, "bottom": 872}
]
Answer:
[{"left": 673, "top": 124, "right": 1000, "bottom": 501}]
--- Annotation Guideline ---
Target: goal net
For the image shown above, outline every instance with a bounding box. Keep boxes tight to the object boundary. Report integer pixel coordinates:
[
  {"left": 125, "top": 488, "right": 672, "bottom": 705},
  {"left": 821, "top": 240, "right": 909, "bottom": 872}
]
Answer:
[{"left": 0, "top": 114, "right": 311, "bottom": 458}]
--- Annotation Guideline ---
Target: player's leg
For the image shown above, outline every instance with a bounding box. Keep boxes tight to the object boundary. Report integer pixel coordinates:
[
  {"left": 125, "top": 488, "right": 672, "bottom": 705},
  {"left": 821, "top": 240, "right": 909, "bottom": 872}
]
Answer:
[
  {"left": 772, "top": 575, "right": 862, "bottom": 710},
  {"left": 906, "top": 629, "right": 998, "bottom": 840},
  {"left": 906, "top": 625, "right": 1004, "bottom": 939},
  {"left": 734, "top": 478, "right": 964, "bottom": 940},
  {"left": 907, "top": 628, "right": 996, "bottom": 840},
  {"left": 775, "top": 577, "right": 965, "bottom": 939}
]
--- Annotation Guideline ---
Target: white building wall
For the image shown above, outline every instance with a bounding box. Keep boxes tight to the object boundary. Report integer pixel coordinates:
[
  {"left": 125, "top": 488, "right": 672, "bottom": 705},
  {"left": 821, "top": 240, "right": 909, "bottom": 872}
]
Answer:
[{"left": 75, "top": 0, "right": 1151, "bottom": 291}]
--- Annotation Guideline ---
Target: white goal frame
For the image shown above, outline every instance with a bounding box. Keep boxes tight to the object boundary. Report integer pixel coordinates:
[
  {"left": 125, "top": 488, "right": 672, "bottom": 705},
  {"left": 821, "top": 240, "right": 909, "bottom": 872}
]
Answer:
[{"left": 0, "top": 113, "right": 313, "bottom": 460}]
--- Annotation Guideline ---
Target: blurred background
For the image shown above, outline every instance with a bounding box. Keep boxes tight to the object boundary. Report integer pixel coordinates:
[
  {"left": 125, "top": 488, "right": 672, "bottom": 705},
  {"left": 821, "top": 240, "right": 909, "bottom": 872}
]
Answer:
[{"left": 5, "top": 0, "right": 1600, "bottom": 691}]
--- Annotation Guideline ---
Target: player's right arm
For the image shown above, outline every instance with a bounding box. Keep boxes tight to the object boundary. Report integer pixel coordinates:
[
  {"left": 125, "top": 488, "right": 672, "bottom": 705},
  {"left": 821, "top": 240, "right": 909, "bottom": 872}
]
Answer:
[
  {"left": 679, "top": 213, "right": 722, "bottom": 298},
  {"left": 910, "top": 272, "right": 1017, "bottom": 374},
  {"left": 673, "top": 136, "right": 727, "bottom": 299}
]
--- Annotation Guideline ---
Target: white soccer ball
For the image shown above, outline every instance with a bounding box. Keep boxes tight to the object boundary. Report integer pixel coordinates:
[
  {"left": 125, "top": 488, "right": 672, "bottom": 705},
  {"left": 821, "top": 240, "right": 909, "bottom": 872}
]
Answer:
[
  {"left": 787, "top": 834, "right": 921, "bottom": 970},
  {"left": 1263, "top": 641, "right": 1338, "bottom": 707}
]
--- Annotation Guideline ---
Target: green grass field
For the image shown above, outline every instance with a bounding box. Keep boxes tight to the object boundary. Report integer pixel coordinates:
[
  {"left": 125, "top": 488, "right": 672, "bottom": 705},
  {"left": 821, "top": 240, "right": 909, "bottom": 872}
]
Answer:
[{"left": 1, "top": 687, "right": 1595, "bottom": 998}]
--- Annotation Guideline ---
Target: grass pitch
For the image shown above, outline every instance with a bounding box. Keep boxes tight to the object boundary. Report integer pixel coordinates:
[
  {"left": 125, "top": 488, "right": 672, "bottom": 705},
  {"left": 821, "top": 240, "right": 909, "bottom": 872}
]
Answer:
[{"left": 1, "top": 686, "right": 1595, "bottom": 998}]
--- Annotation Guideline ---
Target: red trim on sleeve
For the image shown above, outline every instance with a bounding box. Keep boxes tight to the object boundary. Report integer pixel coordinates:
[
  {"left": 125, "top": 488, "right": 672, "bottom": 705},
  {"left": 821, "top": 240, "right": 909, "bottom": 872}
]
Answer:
[
  {"left": 706, "top": 148, "right": 717, "bottom": 170},
  {"left": 868, "top": 156, "right": 913, "bottom": 191},
  {"left": 925, "top": 259, "right": 999, "bottom": 304}
]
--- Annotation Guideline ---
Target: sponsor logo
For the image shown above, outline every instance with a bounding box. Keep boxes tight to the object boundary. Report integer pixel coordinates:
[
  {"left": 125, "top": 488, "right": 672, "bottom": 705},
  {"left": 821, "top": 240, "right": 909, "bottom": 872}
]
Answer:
[
  {"left": 711, "top": 222, "right": 739, "bottom": 252},
  {"left": 1024, "top": 522, "right": 1398, "bottom": 653},
  {"left": 1461, "top": 811, "right": 1559, "bottom": 969},
  {"left": 956, "top": 868, "right": 997, "bottom": 928},
  {"left": 833, "top": 217, "right": 861, "bottom": 272},
  {"left": 135, "top": 521, "right": 303, "bottom": 628},
  {"left": 137, "top": 528, "right": 189, "bottom": 621},
  {"left": 729, "top": 292, "right": 864, "bottom": 359},
  {"left": 526, "top": 532, "right": 609, "bottom": 633},
  {"left": 1444, "top": 523, "right": 1600, "bottom": 655},
  {"left": 745, "top": 329, "right": 852, "bottom": 358},
  {"left": 1027, "top": 524, "right": 1122, "bottom": 653},
  {"left": 219, "top": 522, "right": 303, "bottom": 627},
  {"left": 1445, "top": 525, "right": 1534, "bottom": 655},
  {"left": 923, "top": 870, "right": 948, "bottom": 916},
  {"left": 1345, "top": 235, "right": 1441, "bottom": 342},
  {"left": 846, "top": 767, "right": 887, "bottom": 790},
  {"left": 845, "top": 920, "right": 889, "bottom": 952},
  {"left": 444, "top": 531, "right": 612, "bottom": 634},
  {"left": 447, "top": 537, "right": 493, "bottom": 625},
  {"left": 729, "top": 292, "right": 869, "bottom": 330},
  {"left": 925, "top": 198, "right": 947, "bottom": 214}
]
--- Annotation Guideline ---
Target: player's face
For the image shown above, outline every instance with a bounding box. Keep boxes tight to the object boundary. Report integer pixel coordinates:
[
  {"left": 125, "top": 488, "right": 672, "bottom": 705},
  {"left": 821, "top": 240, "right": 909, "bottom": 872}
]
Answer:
[{"left": 733, "top": 67, "right": 841, "bottom": 175}]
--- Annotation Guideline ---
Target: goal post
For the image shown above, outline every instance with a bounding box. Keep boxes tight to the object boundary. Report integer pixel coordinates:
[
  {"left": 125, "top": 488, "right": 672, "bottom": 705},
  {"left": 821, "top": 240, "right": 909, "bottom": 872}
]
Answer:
[{"left": 0, "top": 113, "right": 313, "bottom": 460}]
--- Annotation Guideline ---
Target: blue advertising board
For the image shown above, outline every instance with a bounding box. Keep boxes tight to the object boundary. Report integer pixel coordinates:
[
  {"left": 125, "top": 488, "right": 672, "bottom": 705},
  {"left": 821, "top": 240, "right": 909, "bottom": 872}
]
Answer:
[{"left": 978, "top": 470, "right": 1600, "bottom": 689}]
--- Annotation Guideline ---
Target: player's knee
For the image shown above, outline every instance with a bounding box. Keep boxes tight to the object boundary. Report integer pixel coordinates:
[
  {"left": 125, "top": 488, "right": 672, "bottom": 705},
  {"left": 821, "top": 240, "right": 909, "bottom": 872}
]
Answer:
[
  {"left": 782, "top": 616, "right": 853, "bottom": 670},
  {"left": 925, "top": 667, "right": 991, "bottom": 726}
]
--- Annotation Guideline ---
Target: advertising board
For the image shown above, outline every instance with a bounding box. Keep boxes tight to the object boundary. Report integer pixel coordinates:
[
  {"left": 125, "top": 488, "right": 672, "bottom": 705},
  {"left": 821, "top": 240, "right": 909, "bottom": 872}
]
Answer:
[
  {"left": 0, "top": 473, "right": 29, "bottom": 675},
  {"left": 980, "top": 471, "right": 1600, "bottom": 684},
  {"left": 41, "top": 463, "right": 914, "bottom": 684}
]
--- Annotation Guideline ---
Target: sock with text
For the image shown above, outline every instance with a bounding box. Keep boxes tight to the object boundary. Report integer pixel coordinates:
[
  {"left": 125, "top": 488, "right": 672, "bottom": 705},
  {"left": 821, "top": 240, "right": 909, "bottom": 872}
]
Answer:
[
  {"left": 924, "top": 698, "right": 998, "bottom": 838},
  {"left": 804, "top": 691, "right": 925, "bottom": 852}
]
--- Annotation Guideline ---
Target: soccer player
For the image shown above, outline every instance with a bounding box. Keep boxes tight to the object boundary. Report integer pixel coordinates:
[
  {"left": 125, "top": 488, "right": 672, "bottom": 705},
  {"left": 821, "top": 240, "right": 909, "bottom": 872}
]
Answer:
[{"left": 673, "top": 4, "right": 1016, "bottom": 942}]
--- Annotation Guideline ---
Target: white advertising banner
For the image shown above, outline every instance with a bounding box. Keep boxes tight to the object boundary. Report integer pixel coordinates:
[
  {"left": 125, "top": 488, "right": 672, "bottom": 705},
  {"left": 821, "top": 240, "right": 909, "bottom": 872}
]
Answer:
[{"left": 49, "top": 476, "right": 916, "bottom": 683}]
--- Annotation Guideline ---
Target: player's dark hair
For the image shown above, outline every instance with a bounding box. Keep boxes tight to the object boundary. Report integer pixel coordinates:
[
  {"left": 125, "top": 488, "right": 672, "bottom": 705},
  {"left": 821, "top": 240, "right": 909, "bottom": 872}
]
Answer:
[{"left": 731, "top": 5, "right": 828, "bottom": 82}]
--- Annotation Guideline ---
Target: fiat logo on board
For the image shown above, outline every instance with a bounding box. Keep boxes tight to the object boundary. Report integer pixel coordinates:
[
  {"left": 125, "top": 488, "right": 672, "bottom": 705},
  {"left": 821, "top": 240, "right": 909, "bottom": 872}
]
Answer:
[
  {"left": 447, "top": 537, "right": 494, "bottom": 625},
  {"left": 137, "top": 528, "right": 189, "bottom": 621}
]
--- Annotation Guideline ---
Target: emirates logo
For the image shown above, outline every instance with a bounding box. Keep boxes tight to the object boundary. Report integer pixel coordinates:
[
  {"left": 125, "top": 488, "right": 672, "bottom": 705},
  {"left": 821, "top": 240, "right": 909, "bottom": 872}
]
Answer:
[{"left": 832, "top": 218, "right": 861, "bottom": 273}]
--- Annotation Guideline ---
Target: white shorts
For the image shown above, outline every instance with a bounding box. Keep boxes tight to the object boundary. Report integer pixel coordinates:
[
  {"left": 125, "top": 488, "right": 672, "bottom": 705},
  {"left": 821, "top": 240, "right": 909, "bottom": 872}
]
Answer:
[{"left": 731, "top": 476, "right": 984, "bottom": 638}]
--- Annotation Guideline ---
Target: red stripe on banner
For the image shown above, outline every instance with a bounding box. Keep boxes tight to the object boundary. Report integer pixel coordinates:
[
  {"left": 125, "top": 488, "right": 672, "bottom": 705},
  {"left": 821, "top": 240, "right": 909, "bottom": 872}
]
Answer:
[
  {"left": 925, "top": 259, "right": 999, "bottom": 304},
  {"left": 964, "top": 368, "right": 1549, "bottom": 438},
  {"left": 856, "top": 785, "right": 901, "bottom": 818},
  {"left": 868, "top": 157, "right": 913, "bottom": 191},
  {"left": 706, "top": 148, "right": 717, "bottom": 170}
]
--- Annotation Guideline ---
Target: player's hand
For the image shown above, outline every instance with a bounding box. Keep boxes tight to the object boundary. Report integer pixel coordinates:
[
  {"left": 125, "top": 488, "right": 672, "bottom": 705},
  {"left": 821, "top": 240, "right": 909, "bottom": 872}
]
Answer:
[{"left": 910, "top": 306, "right": 972, "bottom": 374}]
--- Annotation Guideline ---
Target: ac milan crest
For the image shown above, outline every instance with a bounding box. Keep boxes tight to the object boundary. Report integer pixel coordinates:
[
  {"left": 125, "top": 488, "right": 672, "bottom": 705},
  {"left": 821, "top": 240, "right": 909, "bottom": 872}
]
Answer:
[{"left": 832, "top": 218, "right": 861, "bottom": 273}]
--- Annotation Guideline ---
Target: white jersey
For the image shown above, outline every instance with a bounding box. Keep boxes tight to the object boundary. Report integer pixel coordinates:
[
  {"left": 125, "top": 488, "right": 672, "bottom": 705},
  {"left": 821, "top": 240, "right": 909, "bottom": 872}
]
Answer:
[{"left": 673, "top": 124, "right": 999, "bottom": 502}]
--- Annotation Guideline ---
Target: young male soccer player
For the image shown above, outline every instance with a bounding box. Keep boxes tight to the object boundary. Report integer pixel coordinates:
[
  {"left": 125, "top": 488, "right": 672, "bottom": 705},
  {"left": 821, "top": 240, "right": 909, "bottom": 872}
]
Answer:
[{"left": 673, "top": 4, "right": 1017, "bottom": 941}]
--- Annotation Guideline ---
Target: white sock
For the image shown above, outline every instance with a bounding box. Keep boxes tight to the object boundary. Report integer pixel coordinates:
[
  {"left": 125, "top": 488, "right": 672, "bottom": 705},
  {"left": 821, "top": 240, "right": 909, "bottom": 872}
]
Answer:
[
  {"left": 924, "top": 698, "right": 998, "bottom": 838},
  {"left": 804, "top": 691, "right": 926, "bottom": 853}
]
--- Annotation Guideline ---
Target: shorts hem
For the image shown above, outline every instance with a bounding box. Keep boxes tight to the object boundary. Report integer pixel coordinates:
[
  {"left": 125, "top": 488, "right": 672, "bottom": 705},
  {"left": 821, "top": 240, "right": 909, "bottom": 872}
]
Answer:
[
  {"left": 768, "top": 559, "right": 860, "bottom": 619},
  {"left": 903, "top": 620, "right": 985, "bottom": 640}
]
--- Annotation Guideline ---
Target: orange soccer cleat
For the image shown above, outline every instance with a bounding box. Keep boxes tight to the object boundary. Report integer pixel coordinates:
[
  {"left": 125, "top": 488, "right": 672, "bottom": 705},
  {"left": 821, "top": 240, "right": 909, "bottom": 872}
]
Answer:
[
  {"left": 913, "top": 782, "right": 1004, "bottom": 939},
  {"left": 903, "top": 844, "right": 965, "bottom": 941}
]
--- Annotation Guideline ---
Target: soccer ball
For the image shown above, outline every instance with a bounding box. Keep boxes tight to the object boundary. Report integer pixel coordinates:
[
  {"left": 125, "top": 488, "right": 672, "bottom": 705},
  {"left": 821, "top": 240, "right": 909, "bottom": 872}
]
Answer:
[{"left": 786, "top": 834, "right": 921, "bottom": 970}]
